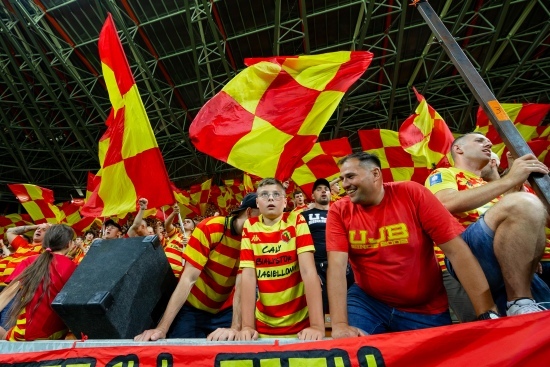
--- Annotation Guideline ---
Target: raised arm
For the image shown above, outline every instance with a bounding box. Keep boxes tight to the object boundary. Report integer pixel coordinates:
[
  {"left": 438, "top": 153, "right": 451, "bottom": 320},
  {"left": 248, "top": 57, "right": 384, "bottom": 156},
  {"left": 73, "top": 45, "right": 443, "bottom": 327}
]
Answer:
[
  {"left": 128, "top": 198, "right": 148, "bottom": 237},
  {"left": 165, "top": 203, "right": 180, "bottom": 234},
  {"left": 6, "top": 225, "right": 39, "bottom": 245}
]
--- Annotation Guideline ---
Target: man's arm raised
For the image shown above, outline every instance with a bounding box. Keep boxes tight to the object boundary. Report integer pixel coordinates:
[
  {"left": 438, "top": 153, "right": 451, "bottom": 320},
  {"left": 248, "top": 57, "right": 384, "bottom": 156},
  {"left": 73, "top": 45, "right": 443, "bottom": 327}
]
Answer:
[
  {"left": 435, "top": 154, "right": 548, "bottom": 213},
  {"left": 134, "top": 263, "right": 201, "bottom": 341},
  {"left": 128, "top": 198, "right": 148, "bottom": 237}
]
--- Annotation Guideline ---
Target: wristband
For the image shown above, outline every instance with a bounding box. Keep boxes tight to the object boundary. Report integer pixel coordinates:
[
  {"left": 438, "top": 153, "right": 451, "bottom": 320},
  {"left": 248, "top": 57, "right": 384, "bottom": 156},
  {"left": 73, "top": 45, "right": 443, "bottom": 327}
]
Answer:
[{"left": 477, "top": 310, "right": 500, "bottom": 320}]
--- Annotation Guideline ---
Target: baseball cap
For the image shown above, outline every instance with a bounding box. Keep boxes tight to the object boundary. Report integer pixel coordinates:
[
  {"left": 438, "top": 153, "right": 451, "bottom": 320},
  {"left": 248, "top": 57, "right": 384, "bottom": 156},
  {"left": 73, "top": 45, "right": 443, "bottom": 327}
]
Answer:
[
  {"left": 230, "top": 193, "right": 258, "bottom": 215},
  {"left": 104, "top": 219, "right": 122, "bottom": 231},
  {"left": 312, "top": 178, "right": 331, "bottom": 193}
]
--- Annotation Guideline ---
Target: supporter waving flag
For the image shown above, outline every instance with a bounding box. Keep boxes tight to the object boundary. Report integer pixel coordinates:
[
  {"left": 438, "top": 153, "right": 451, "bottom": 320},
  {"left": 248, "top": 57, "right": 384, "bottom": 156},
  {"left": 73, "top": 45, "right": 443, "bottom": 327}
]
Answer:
[
  {"left": 190, "top": 51, "right": 373, "bottom": 180},
  {"left": 82, "top": 14, "right": 174, "bottom": 217},
  {"left": 8, "top": 184, "right": 62, "bottom": 224}
]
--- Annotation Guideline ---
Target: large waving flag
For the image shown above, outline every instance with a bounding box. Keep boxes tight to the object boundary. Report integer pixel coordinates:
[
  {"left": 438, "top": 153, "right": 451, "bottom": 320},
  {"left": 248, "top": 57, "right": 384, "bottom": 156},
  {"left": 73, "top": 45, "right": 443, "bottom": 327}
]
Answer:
[
  {"left": 190, "top": 178, "right": 212, "bottom": 216},
  {"left": 359, "top": 129, "right": 431, "bottom": 184},
  {"left": 56, "top": 202, "right": 82, "bottom": 225},
  {"left": 81, "top": 14, "right": 174, "bottom": 217},
  {"left": 399, "top": 88, "right": 454, "bottom": 168},
  {"left": 190, "top": 51, "right": 373, "bottom": 180},
  {"left": 243, "top": 173, "right": 262, "bottom": 193},
  {"left": 7, "top": 184, "right": 63, "bottom": 224},
  {"left": 291, "top": 137, "right": 352, "bottom": 194},
  {"left": 475, "top": 103, "right": 550, "bottom": 156}
]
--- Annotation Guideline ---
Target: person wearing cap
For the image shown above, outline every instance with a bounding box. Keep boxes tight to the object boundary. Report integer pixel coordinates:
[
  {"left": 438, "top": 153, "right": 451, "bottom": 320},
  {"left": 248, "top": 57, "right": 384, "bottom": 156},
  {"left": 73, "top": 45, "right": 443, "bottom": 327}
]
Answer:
[
  {"left": 134, "top": 193, "right": 260, "bottom": 341},
  {"left": 302, "top": 178, "right": 354, "bottom": 314},
  {"left": 102, "top": 219, "right": 122, "bottom": 239}
]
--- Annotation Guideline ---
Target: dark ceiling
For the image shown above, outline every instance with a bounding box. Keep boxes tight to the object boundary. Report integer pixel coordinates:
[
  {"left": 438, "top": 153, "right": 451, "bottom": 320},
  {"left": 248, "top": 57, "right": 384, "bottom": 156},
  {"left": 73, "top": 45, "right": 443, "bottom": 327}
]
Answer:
[{"left": 0, "top": 0, "right": 549, "bottom": 212}]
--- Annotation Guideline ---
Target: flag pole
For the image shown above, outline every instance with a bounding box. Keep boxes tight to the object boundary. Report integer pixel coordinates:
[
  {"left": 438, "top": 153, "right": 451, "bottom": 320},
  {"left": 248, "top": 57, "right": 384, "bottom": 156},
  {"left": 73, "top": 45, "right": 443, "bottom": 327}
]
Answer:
[{"left": 412, "top": 0, "right": 550, "bottom": 209}]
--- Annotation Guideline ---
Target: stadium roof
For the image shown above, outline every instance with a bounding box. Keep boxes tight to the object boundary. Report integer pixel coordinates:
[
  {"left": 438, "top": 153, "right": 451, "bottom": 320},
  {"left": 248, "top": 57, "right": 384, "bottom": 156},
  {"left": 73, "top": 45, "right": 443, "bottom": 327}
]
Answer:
[{"left": 0, "top": 0, "right": 549, "bottom": 211}]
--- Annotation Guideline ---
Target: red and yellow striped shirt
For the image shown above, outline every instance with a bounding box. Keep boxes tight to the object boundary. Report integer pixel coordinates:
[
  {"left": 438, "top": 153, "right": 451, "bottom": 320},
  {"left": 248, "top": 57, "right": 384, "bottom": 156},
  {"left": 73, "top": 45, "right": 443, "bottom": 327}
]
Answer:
[
  {"left": 240, "top": 211, "right": 315, "bottom": 337},
  {"left": 0, "top": 236, "right": 42, "bottom": 285},
  {"left": 182, "top": 216, "right": 242, "bottom": 314},
  {"left": 164, "top": 227, "right": 185, "bottom": 278}
]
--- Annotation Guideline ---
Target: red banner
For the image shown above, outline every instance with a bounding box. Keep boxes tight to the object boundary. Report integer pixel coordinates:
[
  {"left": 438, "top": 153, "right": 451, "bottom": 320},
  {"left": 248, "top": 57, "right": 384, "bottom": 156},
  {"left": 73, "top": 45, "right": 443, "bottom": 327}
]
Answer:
[{"left": 1, "top": 311, "right": 549, "bottom": 366}]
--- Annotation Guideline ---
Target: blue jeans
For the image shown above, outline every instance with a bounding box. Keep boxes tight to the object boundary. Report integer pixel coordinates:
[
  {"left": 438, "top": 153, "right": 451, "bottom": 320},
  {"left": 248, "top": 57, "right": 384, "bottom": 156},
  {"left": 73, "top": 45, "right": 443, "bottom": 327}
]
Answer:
[
  {"left": 347, "top": 284, "right": 451, "bottom": 335},
  {"left": 447, "top": 217, "right": 550, "bottom": 314},
  {"left": 168, "top": 304, "right": 233, "bottom": 338}
]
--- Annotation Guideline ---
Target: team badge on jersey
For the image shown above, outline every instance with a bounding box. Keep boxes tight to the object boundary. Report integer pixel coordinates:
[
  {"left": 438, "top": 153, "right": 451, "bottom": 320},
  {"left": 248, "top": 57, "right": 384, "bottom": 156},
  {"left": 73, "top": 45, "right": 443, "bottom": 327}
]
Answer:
[
  {"left": 429, "top": 173, "right": 443, "bottom": 186},
  {"left": 281, "top": 230, "right": 291, "bottom": 242}
]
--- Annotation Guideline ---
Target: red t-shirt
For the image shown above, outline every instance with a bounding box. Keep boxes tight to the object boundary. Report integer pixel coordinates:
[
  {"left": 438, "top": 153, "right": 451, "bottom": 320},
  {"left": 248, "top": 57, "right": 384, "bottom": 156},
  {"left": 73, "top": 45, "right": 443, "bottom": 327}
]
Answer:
[
  {"left": 5, "top": 254, "right": 77, "bottom": 341},
  {"left": 326, "top": 181, "right": 464, "bottom": 314}
]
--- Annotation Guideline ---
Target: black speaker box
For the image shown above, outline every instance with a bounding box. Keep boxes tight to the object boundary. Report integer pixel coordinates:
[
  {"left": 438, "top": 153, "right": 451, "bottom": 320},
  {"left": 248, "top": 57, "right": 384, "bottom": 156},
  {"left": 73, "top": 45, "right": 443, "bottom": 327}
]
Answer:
[{"left": 52, "top": 235, "right": 177, "bottom": 339}]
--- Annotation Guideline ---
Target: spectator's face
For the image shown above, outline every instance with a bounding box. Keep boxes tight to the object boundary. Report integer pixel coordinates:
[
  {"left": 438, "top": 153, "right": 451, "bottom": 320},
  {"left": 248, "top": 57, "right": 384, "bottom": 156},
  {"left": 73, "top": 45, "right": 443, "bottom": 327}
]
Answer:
[
  {"left": 75, "top": 237, "right": 83, "bottom": 246},
  {"left": 147, "top": 226, "right": 155, "bottom": 235},
  {"left": 104, "top": 225, "right": 121, "bottom": 239},
  {"left": 340, "top": 158, "right": 380, "bottom": 205},
  {"left": 294, "top": 192, "right": 305, "bottom": 206},
  {"left": 257, "top": 184, "right": 287, "bottom": 219},
  {"left": 33, "top": 224, "right": 49, "bottom": 243},
  {"left": 312, "top": 185, "right": 330, "bottom": 205},
  {"left": 331, "top": 183, "right": 340, "bottom": 194},
  {"left": 183, "top": 219, "right": 195, "bottom": 231},
  {"left": 85, "top": 233, "right": 94, "bottom": 241}
]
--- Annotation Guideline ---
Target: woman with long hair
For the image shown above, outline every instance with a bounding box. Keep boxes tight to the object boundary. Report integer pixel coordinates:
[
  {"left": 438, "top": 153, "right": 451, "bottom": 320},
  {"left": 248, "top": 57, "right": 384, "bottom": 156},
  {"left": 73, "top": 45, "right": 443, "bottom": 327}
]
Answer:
[{"left": 0, "top": 224, "right": 77, "bottom": 341}]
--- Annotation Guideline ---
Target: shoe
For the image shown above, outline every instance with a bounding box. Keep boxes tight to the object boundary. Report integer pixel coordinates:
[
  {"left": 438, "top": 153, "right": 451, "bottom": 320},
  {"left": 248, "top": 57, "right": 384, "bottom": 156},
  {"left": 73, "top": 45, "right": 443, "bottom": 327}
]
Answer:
[{"left": 506, "top": 298, "right": 547, "bottom": 316}]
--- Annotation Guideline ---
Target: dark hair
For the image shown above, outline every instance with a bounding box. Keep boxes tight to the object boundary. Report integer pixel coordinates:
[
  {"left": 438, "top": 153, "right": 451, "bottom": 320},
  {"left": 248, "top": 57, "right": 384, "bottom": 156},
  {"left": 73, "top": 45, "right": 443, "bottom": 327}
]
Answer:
[
  {"left": 338, "top": 152, "right": 382, "bottom": 169},
  {"left": 293, "top": 190, "right": 303, "bottom": 197},
  {"left": 6, "top": 224, "right": 74, "bottom": 328},
  {"left": 257, "top": 178, "right": 286, "bottom": 192}
]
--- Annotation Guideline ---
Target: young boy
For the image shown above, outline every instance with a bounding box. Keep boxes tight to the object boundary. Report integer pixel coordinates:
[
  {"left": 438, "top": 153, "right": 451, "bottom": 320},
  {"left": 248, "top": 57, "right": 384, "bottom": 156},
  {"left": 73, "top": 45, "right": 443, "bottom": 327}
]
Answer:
[{"left": 237, "top": 178, "right": 324, "bottom": 340}]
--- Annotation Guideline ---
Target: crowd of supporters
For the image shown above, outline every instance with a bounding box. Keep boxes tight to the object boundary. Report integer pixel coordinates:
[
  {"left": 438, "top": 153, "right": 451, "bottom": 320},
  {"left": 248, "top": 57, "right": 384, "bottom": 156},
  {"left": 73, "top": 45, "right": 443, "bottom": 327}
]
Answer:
[{"left": 1, "top": 136, "right": 550, "bottom": 341}]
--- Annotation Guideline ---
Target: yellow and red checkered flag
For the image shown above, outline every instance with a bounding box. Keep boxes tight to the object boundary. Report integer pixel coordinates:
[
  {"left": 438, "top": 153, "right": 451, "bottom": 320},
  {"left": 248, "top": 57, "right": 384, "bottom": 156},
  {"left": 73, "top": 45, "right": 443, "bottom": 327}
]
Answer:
[
  {"left": 56, "top": 202, "right": 82, "bottom": 225},
  {"left": 291, "top": 137, "right": 352, "bottom": 194},
  {"left": 0, "top": 214, "right": 33, "bottom": 240},
  {"left": 71, "top": 217, "right": 102, "bottom": 236},
  {"left": 85, "top": 172, "right": 98, "bottom": 203},
  {"left": 81, "top": 14, "right": 174, "bottom": 217},
  {"left": 190, "top": 51, "right": 372, "bottom": 180},
  {"left": 359, "top": 129, "right": 431, "bottom": 184},
  {"left": 224, "top": 179, "right": 245, "bottom": 205},
  {"left": 243, "top": 173, "right": 262, "bottom": 193},
  {"left": 475, "top": 103, "right": 550, "bottom": 156},
  {"left": 171, "top": 183, "right": 200, "bottom": 219},
  {"left": 190, "top": 178, "right": 212, "bottom": 216},
  {"left": 7, "top": 184, "right": 63, "bottom": 224},
  {"left": 399, "top": 88, "right": 454, "bottom": 169},
  {"left": 500, "top": 139, "right": 550, "bottom": 169}
]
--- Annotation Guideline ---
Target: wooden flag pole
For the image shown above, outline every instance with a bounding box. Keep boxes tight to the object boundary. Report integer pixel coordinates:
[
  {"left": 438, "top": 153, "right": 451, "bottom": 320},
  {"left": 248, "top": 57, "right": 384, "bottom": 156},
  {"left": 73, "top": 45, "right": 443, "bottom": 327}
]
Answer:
[{"left": 412, "top": 0, "right": 550, "bottom": 208}]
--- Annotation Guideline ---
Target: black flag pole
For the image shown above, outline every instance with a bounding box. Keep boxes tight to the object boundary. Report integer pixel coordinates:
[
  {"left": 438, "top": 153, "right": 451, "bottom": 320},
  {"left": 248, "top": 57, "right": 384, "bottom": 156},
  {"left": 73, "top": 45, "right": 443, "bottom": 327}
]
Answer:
[{"left": 411, "top": 0, "right": 550, "bottom": 208}]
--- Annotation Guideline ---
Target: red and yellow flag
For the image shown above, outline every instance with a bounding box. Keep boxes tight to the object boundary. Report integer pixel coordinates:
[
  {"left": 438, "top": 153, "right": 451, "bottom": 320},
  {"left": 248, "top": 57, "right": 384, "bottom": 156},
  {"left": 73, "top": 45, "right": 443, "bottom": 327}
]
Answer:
[
  {"left": 172, "top": 183, "right": 200, "bottom": 219},
  {"left": 7, "top": 184, "right": 63, "bottom": 224},
  {"left": 0, "top": 214, "right": 33, "bottom": 240},
  {"left": 190, "top": 178, "right": 212, "bottom": 216},
  {"left": 190, "top": 51, "right": 373, "bottom": 180},
  {"left": 359, "top": 129, "right": 431, "bottom": 184},
  {"left": 55, "top": 202, "right": 82, "bottom": 225},
  {"left": 81, "top": 14, "right": 174, "bottom": 217},
  {"left": 243, "top": 173, "right": 262, "bottom": 193},
  {"left": 291, "top": 137, "right": 352, "bottom": 194},
  {"left": 475, "top": 103, "right": 550, "bottom": 155},
  {"left": 399, "top": 88, "right": 454, "bottom": 168}
]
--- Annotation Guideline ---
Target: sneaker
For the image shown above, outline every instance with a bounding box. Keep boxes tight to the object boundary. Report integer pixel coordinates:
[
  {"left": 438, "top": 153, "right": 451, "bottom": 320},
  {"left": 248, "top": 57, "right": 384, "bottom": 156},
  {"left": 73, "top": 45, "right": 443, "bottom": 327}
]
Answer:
[{"left": 506, "top": 298, "right": 547, "bottom": 316}]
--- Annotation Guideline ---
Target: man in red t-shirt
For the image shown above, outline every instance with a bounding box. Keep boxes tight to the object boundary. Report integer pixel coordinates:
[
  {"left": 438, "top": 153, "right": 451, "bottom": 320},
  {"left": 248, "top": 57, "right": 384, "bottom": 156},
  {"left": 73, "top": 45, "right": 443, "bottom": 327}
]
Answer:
[{"left": 327, "top": 152, "right": 499, "bottom": 338}]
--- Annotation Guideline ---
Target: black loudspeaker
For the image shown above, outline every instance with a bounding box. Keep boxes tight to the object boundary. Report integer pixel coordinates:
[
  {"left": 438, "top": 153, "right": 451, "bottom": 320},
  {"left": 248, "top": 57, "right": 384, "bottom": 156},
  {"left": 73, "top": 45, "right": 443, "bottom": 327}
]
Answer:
[{"left": 52, "top": 235, "right": 177, "bottom": 339}]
